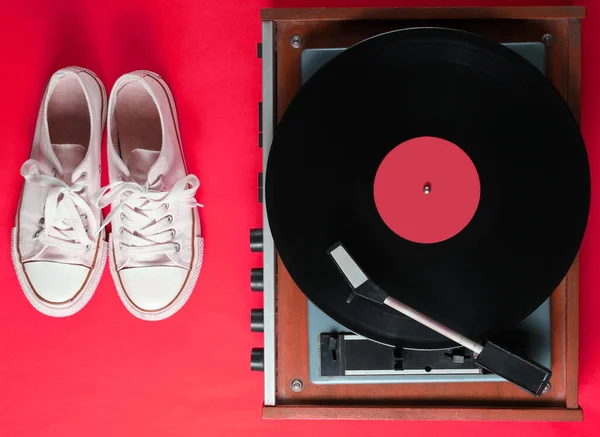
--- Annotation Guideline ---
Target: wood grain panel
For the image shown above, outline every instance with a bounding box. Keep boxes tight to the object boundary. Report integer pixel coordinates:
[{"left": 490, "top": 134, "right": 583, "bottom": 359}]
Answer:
[
  {"left": 261, "top": 7, "right": 586, "bottom": 21},
  {"left": 264, "top": 406, "right": 583, "bottom": 421}
]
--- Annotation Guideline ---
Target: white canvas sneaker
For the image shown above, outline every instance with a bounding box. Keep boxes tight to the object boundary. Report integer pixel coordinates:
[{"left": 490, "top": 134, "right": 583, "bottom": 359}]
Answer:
[
  {"left": 93, "top": 71, "right": 203, "bottom": 321},
  {"left": 11, "top": 67, "right": 108, "bottom": 317}
]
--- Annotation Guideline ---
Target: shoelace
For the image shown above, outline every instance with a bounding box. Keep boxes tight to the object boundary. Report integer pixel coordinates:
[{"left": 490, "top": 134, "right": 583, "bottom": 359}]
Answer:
[
  {"left": 20, "top": 159, "right": 96, "bottom": 251},
  {"left": 92, "top": 174, "right": 201, "bottom": 255}
]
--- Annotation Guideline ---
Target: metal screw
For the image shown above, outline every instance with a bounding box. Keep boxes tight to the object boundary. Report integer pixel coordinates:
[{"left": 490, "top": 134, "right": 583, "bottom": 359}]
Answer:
[
  {"left": 290, "top": 378, "right": 304, "bottom": 392},
  {"left": 423, "top": 183, "right": 431, "bottom": 194},
  {"left": 542, "top": 382, "right": 552, "bottom": 394},
  {"left": 542, "top": 33, "right": 554, "bottom": 47},
  {"left": 290, "top": 35, "right": 303, "bottom": 49}
]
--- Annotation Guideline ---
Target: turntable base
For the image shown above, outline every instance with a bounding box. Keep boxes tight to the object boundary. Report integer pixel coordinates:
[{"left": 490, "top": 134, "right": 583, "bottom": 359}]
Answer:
[{"left": 258, "top": 6, "right": 584, "bottom": 421}]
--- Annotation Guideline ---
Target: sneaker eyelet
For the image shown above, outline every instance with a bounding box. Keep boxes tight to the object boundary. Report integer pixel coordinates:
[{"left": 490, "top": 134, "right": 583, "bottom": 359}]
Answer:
[
  {"left": 119, "top": 227, "right": 125, "bottom": 234},
  {"left": 51, "top": 168, "right": 58, "bottom": 177},
  {"left": 33, "top": 229, "right": 42, "bottom": 238},
  {"left": 120, "top": 213, "right": 126, "bottom": 220},
  {"left": 82, "top": 213, "right": 87, "bottom": 220},
  {"left": 80, "top": 172, "right": 87, "bottom": 181},
  {"left": 166, "top": 215, "right": 173, "bottom": 223},
  {"left": 81, "top": 186, "right": 88, "bottom": 194},
  {"left": 84, "top": 227, "right": 89, "bottom": 233},
  {"left": 85, "top": 244, "right": 92, "bottom": 251},
  {"left": 164, "top": 203, "right": 170, "bottom": 210},
  {"left": 170, "top": 229, "right": 176, "bottom": 237},
  {"left": 174, "top": 243, "right": 180, "bottom": 252},
  {"left": 38, "top": 217, "right": 45, "bottom": 225}
]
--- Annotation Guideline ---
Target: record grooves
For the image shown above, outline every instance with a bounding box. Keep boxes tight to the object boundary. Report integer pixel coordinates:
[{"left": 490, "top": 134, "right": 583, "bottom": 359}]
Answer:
[{"left": 266, "top": 28, "right": 590, "bottom": 349}]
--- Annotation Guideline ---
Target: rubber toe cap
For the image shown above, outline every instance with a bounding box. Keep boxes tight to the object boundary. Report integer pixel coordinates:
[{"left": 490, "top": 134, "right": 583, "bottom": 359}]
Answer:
[
  {"left": 24, "top": 262, "right": 89, "bottom": 304},
  {"left": 119, "top": 266, "right": 187, "bottom": 311}
]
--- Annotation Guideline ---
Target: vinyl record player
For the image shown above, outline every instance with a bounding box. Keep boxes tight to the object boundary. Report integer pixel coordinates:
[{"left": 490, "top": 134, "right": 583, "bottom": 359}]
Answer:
[{"left": 250, "top": 6, "right": 586, "bottom": 421}]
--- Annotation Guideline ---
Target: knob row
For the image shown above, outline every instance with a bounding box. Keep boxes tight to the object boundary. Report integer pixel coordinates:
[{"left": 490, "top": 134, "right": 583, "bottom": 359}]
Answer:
[{"left": 250, "top": 229, "right": 264, "bottom": 371}]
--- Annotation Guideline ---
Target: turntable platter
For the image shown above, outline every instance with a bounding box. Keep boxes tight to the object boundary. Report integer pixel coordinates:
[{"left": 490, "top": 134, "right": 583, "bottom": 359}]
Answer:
[{"left": 265, "top": 28, "right": 590, "bottom": 348}]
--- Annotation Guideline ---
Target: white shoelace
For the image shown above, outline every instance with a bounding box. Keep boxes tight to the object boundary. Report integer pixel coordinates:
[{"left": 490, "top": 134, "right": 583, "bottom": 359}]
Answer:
[
  {"left": 92, "top": 174, "right": 201, "bottom": 255},
  {"left": 20, "top": 159, "right": 96, "bottom": 251}
]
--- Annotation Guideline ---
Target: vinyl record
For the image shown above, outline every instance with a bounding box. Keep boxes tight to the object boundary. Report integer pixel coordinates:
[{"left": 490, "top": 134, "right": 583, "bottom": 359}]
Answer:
[{"left": 265, "top": 28, "right": 590, "bottom": 349}]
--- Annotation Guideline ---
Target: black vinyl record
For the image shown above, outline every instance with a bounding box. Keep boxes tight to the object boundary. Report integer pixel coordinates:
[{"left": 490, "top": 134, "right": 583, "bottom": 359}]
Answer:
[{"left": 265, "top": 28, "right": 590, "bottom": 349}]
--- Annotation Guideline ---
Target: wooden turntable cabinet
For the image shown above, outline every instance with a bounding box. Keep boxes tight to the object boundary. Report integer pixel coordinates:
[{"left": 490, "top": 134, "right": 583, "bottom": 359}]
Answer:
[{"left": 253, "top": 6, "right": 584, "bottom": 421}]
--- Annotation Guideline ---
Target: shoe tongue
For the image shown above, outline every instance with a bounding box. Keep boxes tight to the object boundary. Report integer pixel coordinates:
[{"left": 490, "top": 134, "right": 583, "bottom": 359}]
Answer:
[
  {"left": 126, "top": 149, "right": 161, "bottom": 184},
  {"left": 52, "top": 144, "right": 87, "bottom": 182}
]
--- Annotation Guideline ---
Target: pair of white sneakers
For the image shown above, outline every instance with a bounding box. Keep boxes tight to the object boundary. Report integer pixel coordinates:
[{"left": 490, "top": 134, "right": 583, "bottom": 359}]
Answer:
[{"left": 11, "top": 67, "right": 203, "bottom": 320}]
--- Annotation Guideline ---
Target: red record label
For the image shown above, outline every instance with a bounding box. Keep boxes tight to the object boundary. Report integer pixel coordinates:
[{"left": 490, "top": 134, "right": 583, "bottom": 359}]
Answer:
[{"left": 373, "top": 136, "right": 481, "bottom": 244}]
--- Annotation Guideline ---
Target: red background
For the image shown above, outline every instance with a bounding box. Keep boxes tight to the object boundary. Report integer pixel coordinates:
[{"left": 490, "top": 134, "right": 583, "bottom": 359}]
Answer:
[{"left": 0, "top": 1, "right": 598, "bottom": 436}]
